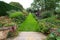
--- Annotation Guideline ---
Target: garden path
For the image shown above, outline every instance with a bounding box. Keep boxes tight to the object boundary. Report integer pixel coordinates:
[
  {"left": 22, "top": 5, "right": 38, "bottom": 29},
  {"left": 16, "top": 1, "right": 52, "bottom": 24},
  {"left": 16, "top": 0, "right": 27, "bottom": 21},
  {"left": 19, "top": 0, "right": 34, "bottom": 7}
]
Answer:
[{"left": 7, "top": 32, "right": 46, "bottom": 40}]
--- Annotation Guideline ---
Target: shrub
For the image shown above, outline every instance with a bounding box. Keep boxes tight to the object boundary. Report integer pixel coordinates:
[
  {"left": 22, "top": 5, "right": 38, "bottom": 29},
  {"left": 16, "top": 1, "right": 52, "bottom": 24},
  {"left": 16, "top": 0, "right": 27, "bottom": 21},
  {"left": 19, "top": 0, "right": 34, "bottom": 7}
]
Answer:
[
  {"left": 47, "top": 32, "right": 56, "bottom": 40},
  {"left": 0, "top": 16, "right": 18, "bottom": 38},
  {"left": 18, "top": 13, "right": 39, "bottom": 31},
  {"left": 46, "top": 28, "right": 60, "bottom": 40},
  {"left": 0, "top": 16, "right": 15, "bottom": 27},
  {"left": 9, "top": 11, "right": 26, "bottom": 24},
  {"left": 39, "top": 16, "right": 60, "bottom": 33},
  {"left": 40, "top": 11, "right": 54, "bottom": 19},
  {"left": 9, "top": 12, "right": 23, "bottom": 18},
  {"left": 7, "top": 29, "right": 18, "bottom": 38}
]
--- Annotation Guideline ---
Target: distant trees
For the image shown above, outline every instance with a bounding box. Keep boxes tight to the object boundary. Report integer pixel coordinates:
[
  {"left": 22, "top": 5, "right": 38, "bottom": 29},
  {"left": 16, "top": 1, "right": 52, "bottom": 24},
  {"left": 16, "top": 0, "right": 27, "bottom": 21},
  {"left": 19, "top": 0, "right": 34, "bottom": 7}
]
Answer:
[
  {"left": 26, "top": 0, "right": 60, "bottom": 18},
  {"left": 27, "top": 0, "right": 60, "bottom": 12}
]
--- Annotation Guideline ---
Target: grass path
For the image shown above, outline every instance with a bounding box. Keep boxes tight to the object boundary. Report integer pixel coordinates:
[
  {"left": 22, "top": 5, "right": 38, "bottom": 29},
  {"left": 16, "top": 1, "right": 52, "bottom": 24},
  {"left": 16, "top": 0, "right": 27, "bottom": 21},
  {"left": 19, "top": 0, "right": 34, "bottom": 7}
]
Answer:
[{"left": 7, "top": 32, "right": 46, "bottom": 40}]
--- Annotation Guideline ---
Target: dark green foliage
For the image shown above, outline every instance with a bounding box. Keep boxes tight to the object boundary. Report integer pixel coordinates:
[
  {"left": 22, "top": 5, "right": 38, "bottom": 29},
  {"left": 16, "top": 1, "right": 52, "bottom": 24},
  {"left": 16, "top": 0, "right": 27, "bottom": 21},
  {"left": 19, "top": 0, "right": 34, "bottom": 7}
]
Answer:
[
  {"left": 40, "top": 11, "right": 54, "bottom": 19},
  {"left": 0, "top": 1, "right": 21, "bottom": 16},
  {"left": 9, "top": 2, "right": 24, "bottom": 11},
  {"left": 45, "top": 0, "right": 56, "bottom": 10},
  {"left": 18, "top": 13, "right": 39, "bottom": 31}
]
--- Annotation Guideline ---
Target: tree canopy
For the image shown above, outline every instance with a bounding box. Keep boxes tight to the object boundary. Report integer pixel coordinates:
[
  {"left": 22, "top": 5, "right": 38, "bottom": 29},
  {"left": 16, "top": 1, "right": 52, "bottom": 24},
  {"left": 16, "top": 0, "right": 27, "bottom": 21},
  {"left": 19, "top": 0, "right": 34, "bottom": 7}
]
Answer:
[
  {"left": 9, "top": 2, "right": 24, "bottom": 11},
  {"left": 0, "top": 1, "right": 21, "bottom": 16},
  {"left": 28, "top": 0, "right": 60, "bottom": 12}
]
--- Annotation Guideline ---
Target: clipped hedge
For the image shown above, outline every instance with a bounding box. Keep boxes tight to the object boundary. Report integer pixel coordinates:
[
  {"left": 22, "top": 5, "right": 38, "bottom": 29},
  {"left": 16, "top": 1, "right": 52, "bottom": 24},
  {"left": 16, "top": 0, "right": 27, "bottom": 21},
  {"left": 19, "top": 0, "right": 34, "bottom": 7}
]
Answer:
[{"left": 18, "top": 13, "right": 39, "bottom": 31}]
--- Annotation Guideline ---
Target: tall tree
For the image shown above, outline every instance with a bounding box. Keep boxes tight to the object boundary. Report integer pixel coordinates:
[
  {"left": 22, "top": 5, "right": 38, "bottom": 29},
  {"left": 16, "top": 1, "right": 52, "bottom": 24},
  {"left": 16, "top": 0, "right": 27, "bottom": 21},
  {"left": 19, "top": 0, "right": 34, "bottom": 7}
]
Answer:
[
  {"left": 9, "top": 2, "right": 24, "bottom": 11},
  {"left": 0, "top": 1, "right": 21, "bottom": 16},
  {"left": 30, "top": 0, "right": 60, "bottom": 11},
  {"left": 31, "top": 0, "right": 45, "bottom": 11}
]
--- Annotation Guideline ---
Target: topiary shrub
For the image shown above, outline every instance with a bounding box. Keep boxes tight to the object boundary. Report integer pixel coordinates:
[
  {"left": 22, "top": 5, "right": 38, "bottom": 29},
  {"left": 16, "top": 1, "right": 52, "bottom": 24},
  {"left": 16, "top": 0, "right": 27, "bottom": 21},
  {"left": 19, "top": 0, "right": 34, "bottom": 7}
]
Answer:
[{"left": 18, "top": 13, "right": 39, "bottom": 31}]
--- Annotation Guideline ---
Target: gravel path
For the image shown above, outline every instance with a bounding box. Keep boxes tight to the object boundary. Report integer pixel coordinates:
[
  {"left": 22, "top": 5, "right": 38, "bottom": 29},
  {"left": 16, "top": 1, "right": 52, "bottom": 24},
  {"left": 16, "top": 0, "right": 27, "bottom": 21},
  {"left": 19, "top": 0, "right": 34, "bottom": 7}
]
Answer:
[{"left": 7, "top": 32, "right": 46, "bottom": 40}]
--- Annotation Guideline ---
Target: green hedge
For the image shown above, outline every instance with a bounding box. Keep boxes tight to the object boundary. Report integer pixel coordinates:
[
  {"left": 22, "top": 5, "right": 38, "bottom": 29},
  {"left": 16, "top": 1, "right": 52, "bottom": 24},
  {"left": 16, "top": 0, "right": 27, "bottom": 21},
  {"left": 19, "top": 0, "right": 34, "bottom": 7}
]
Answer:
[{"left": 18, "top": 13, "right": 39, "bottom": 31}]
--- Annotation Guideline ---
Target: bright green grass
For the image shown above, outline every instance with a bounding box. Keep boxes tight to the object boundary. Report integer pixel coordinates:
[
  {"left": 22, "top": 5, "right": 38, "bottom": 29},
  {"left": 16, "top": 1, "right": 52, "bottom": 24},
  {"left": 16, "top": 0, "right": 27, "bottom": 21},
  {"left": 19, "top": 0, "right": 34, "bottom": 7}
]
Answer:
[{"left": 18, "top": 13, "right": 39, "bottom": 31}]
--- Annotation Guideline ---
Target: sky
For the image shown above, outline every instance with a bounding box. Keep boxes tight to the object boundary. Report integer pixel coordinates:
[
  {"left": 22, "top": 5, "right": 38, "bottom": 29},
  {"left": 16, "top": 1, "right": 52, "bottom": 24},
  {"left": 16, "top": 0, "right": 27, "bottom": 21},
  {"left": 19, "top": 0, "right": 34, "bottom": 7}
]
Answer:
[{"left": 0, "top": 0, "right": 34, "bottom": 9}]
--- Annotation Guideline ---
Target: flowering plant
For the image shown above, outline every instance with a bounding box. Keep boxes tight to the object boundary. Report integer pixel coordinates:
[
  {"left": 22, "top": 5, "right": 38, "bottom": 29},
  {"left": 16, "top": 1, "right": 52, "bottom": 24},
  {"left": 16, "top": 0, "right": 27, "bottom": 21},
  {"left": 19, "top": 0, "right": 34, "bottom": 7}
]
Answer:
[{"left": 0, "top": 16, "right": 16, "bottom": 27}]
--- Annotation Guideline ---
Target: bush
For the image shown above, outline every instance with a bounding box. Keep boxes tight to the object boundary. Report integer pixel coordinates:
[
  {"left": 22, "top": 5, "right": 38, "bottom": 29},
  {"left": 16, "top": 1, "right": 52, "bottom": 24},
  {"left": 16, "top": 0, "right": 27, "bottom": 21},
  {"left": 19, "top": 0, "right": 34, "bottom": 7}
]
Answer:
[
  {"left": 46, "top": 28, "right": 60, "bottom": 40},
  {"left": 0, "top": 16, "right": 15, "bottom": 27},
  {"left": 39, "top": 16, "right": 60, "bottom": 33},
  {"left": 8, "top": 11, "right": 26, "bottom": 37},
  {"left": 18, "top": 13, "right": 39, "bottom": 31},
  {"left": 9, "top": 11, "right": 26, "bottom": 24},
  {"left": 40, "top": 11, "right": 54, "bottom": 19},
  {"left": 0, "top": 16, "right": 18, "bottom": 38},
  {"left": 7, "top": 29, "right": 18, "bottom": 38},
  {"left": 47, "top": 32, "right": 56, "bottom": 40}
]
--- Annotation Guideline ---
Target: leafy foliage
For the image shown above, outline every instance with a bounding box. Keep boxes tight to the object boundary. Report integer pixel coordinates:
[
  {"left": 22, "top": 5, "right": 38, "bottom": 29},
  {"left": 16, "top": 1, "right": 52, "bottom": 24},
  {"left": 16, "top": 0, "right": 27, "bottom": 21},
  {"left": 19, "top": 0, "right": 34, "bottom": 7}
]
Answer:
[
  {"left": 47, "top": 32, "right": 56, "bottom": 40},
  {"left": 0, "top": 16, "right": 15, "bottom": 27},
  {"left": 0, "top": 16, "right": 18, "bottom": 38},
  {"left": 40, "top": 11, "right": 54, "bottom": 19},
  {"left": 39, "top": 16, "right": 60, "bottom": 33},
  {"left": 0, "top": 1, "right": 21, "bottom": 16},
  {"left": 46, "top": 28, "right": 60, "bottom": 40},
  {"left": 28, "top": 0, "right": 60, "bottom": 12},
  {"left": 9, "top": 11, "right": 26, "bottom": 24},
  {"left": 9, "top": 2, "right": 24, "bottom": 11}
]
